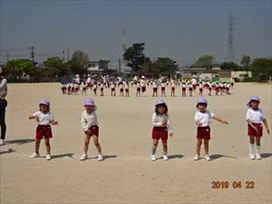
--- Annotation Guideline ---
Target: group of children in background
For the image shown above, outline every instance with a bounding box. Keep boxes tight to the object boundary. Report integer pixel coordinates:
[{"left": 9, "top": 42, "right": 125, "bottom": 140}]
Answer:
[
  {"left": 28, "top": 95, "right": 270, "bottom": 161},
  {"left": 60, "top": 75, "right": 234, "bottom": 98}
]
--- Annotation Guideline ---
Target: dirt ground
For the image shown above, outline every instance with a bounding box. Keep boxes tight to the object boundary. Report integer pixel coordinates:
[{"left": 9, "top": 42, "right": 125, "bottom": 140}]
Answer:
[{"left": 0, "top": 82, "right": 271, "bottom": 204}]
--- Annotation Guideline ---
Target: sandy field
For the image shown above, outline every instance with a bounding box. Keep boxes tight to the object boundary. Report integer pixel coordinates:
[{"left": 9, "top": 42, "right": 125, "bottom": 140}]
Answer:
[{"left": 0, "top": 82, "right": 271, "bottom": 204}]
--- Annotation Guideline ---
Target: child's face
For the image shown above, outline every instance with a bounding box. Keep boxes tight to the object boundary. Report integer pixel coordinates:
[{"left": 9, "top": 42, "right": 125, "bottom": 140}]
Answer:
[
  {"left": 157, "top": 105, "right": 166, "bottom": 114},
  {"left": 197, "top": 103, "right": 207, "bottom": 112},
  {"left": 250, "top": 100, "right": 259, "bottom": 109},
  {"left": 85, "top": 105, "right": 94, "bottom": 113},
  {"left": 40, "top": 104, "right": 49, "bottom": 113}
]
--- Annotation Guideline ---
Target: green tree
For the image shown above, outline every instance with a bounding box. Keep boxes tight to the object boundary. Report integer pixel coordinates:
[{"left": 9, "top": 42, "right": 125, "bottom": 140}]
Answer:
[
  {"left": 221, "top": 61, "right": 240, "bottom": 71},
  {"left": 153, "top": 57, "right": 179, "bottom": 76},
  {"left": 241, "top": 55, "right": 251, "bottom": 70},
  {"left": 5, "top": 59, "right": 36, "bottom": 80},
  {"left": 251, "top": 58, "right": 272, "bottom": 81},
  {"left": 195, "top": 55, "right": 214, "bottom": 69},
  {"left": 43, "top": 57, "right": 68, "bottom": 77},
  {"left": 123, "top": 43, "right": 148, "bottom": 73},
  {"left": 70, "top": 50, "right": 89, "bottom": 75}
]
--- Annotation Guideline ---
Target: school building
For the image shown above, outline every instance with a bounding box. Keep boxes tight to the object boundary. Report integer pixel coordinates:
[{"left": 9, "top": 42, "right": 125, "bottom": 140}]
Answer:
[
  {"left": 181, "top": 67, "right": 252, "bottom": 81},
  {"left": 87, "top": 60, "right": 116, "bottom": 76}
]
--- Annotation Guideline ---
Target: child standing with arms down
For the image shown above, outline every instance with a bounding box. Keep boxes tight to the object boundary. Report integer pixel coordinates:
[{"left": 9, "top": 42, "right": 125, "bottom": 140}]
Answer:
[
  {"left": 151, "top": 99, "right": 173, "bottom": 161},
  {"left": 29, "top": 99, "right": 58, "bottom": 160},
  {"left": 194, "top": 98, "right": 228, "bottom": 161},
  {"left": 246, "top": 96, "right": 270, "bottom": 160},
  {"left": 80, "top": 98, "right": 103, "bottom": 161}
]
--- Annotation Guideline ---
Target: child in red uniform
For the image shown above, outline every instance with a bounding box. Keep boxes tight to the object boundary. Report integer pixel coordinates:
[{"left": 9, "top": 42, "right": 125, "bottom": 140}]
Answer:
[
  {"left": 194, "top": 98, "right": 228, "bottom": 161},
  {"left": 29, "top": 99, "right": 58, "bottom": 160},
  {"left": 80, "top": 98, "right": 103, "bottom": 161},
  {"left": 246, "top": 96, "right": 270, "bottom": 160},
  {"left": 151, "top": 99, "right": 173, "bottom": 161}
]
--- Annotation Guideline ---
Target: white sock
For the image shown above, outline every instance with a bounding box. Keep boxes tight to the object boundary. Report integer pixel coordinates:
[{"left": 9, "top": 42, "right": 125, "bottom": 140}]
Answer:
[
  {"left": 249, "top": 144, "right": 255, "bottom": 155},
  {"left": 255, "top": 145, "right": 261, "bottom": 155}
]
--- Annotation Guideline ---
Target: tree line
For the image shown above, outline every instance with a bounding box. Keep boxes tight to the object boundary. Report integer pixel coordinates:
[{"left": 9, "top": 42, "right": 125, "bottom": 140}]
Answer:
[{"left": 1, "top": 42, "right": 272, "bottom": 82}]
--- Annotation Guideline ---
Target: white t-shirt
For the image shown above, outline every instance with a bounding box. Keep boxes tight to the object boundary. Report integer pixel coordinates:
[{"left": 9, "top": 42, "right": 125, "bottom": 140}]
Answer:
[
  {"left": 81, "top": 110, "right": 98, "bottom": 131},
  {"left": 152, "top": 112, "right": 173, "bottom": 134},
  {"left": 246, "top": 108, "right": 265, "bottom": 124},
  {"left": 32, "top": 111, "right": 54, "bottom": 125},
  {"left": 194, "top": 110, "right": 215, "bottom": 127}
]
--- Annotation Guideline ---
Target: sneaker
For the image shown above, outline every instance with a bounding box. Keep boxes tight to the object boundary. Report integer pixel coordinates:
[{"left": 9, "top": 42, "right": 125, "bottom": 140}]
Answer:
[
  {"left": 151, "top": 155, "right": 156, "bottom": 161},
  {"left": 255, "top": 154, "right": 262, "bottom": 160},
  {"left": 193, "top": 154, "right": 200, "bottom": 161},
  {"left": 30, "top": 152, "right": 40, "bottom": 159},
  {"left": 0, "top": 139, "right": 4, "bottom": 146},
  {"left": 163, "top": 155, "right": 169, "bottom": 161},
  {"left": 249, "top": 153, "right": 255, "bottom": 160},
  {"left": 204, "top": 155, "right": 211, "bottom": 161},
  {"left": 80, "top": 154, "right": 88, "bottom": 161},
  {"left": 46, "top": 154, "right": 51, "bottom": 160},
  {"left": 97, "top": 154, "right": 104, "bottom": 161}
]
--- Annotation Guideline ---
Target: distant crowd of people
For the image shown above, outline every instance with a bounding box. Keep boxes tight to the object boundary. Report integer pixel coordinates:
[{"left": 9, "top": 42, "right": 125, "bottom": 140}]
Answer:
[{"left": 59, "top": 74, "right": 235, "bottom": 97}]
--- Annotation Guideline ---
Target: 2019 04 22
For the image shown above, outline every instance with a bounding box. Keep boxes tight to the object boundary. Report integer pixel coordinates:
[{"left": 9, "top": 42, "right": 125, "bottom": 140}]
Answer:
[{"left": 211, "top": 181, "right": 255, "bottom": 189}]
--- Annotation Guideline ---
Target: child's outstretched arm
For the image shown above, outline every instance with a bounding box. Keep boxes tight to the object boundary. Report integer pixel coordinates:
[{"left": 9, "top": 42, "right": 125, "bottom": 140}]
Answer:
[
  {"left": 262, "top": 119, "right": 270, "bottom": 134},
  {"left": 51, "top": 120, "right": 59, "bottom": 125},
  {"left": 29, "top": 115, "right": 39, "bottom": 122},
  {"left": 214, "top": 116, "right": 228, "bottom": 125},
  {"left": 28, "top": 115, "right": 35, "bottom": 120}
]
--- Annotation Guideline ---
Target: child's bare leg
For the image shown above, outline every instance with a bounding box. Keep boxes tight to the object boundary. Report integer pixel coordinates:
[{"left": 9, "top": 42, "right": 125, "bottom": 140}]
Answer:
[
  {"left": 84, "top": 134, "right": 91, "bottom": 154},
  {"left": 249, "top": 136, "right": 255, "bottom": 144},
  {"left": 93, "top": 135, "right": 102, "bottom": 154},
  {"left": 256, "top": 137, "right": 261, "bottom": 146},
  {"left": 162, "top": 140, "right": 168, "bottom": 154},
  {"left": 35, "top": 139, "right": 41, "bottom": 153},
  {"left": 151, "top": 139, "right": 159, "bottom": 155},
  {"left": 196, "top": 139, "right": 202, "bottom": 155},
  {"left": 204, "top": 139, "right": 209, "bottom": 155},
  {"left": 44, "top": 138, "right": 51, "bottom": 154}
]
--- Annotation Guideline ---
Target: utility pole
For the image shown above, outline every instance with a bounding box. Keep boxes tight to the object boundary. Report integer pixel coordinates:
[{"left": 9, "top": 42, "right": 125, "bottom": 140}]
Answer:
[
  {"left": 226, "top": 13, "right": 235, "bottom": 62},
  {"left": 121, "top": 27, "right": 127, "bottom": 73},
  {"left": 62, "top": 50, "right": 65, "bottom": 62},
  {"left": 66, "top": 47, "right": 70, "bottom": 61},
  {"left": 29, "top": 46, "right": 35, "bottom": 63}
]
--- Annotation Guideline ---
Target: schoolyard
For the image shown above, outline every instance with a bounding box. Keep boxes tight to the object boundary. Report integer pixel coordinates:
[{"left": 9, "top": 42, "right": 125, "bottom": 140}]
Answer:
[{"left": 0, "top": 82, "right": 271, "bottom": 204}]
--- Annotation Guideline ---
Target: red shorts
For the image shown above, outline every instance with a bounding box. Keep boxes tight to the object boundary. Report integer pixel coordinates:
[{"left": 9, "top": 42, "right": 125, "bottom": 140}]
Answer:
[
  {"left": 36, "top": 125, "right": 53, "bottom": 140},
  {"left": 196, "top": 126, "right": 211, "bottom": 140},
  {"left": 152, "top": 127, "right": 168, "bottom": 140},
  {"left": 189, "top": 88, "right": 193, "bottom": 91},
  {"left": 153, "top": 87, "right": 158, "bottom": 92},
  {"left": 161, "top": 87, "right": 165, "bottom": 91},
  {"left": 86, "top": 125, "right": 99, "bottom": 137},
  {"left": 171, "top": 87, "right": 175, "bottom": 91},
  {"left": 137, "top": 87, "right": 141, "bottom": 92},
  {"left": 141, "top": 87, "right": 146, "bottom": 92},
  {"left": 248, "top": 123, "right": 263, "bottom": 137},
  {"left": 182, "top": 88, "right": 186, "bottom": 92}
]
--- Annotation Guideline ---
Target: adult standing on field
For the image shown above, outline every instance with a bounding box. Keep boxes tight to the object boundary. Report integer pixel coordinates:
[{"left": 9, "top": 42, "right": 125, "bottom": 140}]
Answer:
[{"left": 0, "top": 67, "right": 8, "bottom": 145}]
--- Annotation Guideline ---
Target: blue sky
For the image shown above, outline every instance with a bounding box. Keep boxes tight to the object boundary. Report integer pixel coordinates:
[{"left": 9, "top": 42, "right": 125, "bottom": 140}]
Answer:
[{"left": 0, "top": 0, "right": 271, "bottom": 67}]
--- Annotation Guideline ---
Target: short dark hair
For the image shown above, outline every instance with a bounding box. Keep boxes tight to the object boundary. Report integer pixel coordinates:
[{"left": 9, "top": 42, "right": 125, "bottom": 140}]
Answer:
[{"left": 155, "top": 103, "right": 168, "bottom": 115}]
